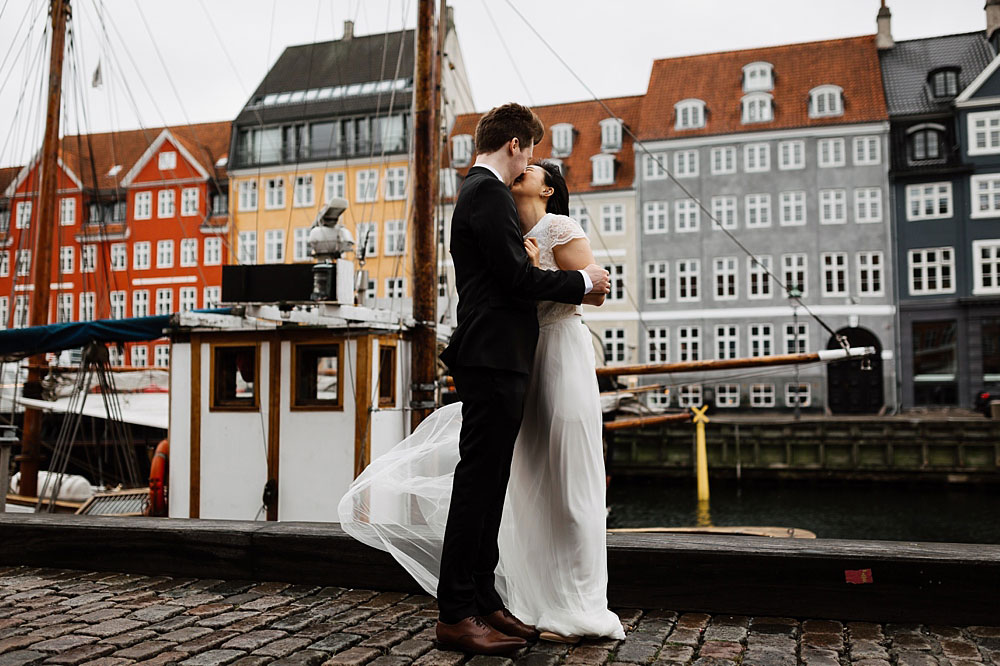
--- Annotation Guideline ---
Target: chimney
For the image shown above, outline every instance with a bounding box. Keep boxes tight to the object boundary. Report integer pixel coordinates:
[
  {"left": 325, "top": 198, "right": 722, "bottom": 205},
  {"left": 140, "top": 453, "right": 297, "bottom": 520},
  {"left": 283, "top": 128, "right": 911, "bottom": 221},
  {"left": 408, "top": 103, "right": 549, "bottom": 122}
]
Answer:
[
  {"left": 343, "top": 20, "right": 354, "bottom": 40},
  {"left": 876, "top": 1, "right": 893, "bottom": 50},
  {"left": 988, "top": 0, "right": 1000, "bottom": 40}
]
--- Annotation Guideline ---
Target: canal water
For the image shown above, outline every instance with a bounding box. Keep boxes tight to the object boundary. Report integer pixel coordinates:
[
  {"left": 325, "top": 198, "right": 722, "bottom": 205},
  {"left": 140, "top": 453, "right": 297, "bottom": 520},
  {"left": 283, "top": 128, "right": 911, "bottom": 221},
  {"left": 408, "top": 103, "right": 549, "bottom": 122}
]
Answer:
[{"left": 607, "top": 478, "right": 1000, "bottom": 544}]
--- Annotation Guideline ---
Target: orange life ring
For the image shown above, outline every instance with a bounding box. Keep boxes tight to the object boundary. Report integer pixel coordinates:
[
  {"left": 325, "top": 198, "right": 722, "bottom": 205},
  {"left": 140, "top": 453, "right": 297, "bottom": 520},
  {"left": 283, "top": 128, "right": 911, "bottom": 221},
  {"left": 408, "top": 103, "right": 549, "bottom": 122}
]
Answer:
[{"left": 146, "top": 439, "right": 169, "bottom": 517}]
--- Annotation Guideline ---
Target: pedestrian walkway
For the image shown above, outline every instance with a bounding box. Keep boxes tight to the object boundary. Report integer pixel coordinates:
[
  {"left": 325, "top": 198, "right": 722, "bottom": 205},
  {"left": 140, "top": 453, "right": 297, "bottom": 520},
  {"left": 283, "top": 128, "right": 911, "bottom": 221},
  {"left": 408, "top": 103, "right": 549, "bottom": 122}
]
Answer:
[{"left": 1, "top": 567, "right": 998, "bottom": 666}]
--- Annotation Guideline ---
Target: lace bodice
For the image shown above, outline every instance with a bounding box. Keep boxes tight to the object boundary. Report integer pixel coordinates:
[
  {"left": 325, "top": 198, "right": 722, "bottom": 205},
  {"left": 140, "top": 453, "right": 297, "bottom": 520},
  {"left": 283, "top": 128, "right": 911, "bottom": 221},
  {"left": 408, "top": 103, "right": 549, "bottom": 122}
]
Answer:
[{"left": 524, "top": 213, "right": 587, "bottom": 326}]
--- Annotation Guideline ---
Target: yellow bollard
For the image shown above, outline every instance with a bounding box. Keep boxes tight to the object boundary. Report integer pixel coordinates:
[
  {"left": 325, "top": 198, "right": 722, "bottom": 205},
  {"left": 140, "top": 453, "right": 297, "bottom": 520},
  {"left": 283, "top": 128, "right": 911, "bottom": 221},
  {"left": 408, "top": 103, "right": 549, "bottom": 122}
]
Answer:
[{"left": 691, "top": 405, "right": 710, "bottom": 502}]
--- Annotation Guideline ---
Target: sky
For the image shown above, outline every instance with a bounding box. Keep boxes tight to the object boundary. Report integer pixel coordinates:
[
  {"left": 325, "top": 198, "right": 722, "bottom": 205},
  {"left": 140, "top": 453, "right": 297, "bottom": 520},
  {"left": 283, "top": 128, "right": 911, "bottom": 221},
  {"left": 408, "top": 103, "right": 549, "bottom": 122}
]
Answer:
[{"left": 0, "top": 0, "right": 991, "bottom": 168}]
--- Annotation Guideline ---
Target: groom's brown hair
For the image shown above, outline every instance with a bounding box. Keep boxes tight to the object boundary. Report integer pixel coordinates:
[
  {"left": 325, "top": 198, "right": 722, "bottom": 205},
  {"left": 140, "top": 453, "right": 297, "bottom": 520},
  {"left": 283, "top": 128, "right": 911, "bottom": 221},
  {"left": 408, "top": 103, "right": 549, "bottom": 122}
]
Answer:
[{"left": 474, "top": 103, "right": 544, "bottom": 155}]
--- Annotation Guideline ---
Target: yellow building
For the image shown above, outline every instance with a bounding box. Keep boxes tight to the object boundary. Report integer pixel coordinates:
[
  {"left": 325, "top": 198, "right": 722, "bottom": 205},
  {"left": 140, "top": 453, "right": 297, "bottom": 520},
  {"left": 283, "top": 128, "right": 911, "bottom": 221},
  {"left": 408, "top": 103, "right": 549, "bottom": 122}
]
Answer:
[{"left": 227, "top": 17, "right": 473, "bottom": 306}]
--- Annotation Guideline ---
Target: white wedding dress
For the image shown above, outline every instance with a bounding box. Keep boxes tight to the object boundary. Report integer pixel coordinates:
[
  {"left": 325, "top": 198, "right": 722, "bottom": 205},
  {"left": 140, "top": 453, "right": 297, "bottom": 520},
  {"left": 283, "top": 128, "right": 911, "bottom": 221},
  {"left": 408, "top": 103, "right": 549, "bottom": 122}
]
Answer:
[{"left": 338, "top": 213, "right": 624, "bottom": 639}]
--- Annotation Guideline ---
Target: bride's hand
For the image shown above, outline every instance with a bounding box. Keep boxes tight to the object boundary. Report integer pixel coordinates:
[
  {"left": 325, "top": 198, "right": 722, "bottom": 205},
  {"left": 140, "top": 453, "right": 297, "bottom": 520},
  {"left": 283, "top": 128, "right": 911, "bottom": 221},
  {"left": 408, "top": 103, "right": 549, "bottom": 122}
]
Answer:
[{"left": 524, "top": 238, "right": 540, "bottom": 268}]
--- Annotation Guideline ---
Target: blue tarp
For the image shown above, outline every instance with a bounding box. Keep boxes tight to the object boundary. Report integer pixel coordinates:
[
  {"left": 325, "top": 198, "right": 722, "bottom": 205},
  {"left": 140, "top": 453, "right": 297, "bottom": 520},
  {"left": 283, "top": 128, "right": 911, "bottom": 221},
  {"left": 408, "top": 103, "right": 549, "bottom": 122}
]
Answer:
[{"left": 0, "top": 309, "right": 231, "bottom": 360}]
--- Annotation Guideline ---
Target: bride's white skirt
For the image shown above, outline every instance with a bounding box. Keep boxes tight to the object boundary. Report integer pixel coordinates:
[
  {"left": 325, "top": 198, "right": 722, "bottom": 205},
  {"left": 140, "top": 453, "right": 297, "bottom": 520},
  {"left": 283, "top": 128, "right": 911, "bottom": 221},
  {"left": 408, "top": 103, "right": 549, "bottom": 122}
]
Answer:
[{"left": 338, "top": 316, "right": 624, "bottom": 639}]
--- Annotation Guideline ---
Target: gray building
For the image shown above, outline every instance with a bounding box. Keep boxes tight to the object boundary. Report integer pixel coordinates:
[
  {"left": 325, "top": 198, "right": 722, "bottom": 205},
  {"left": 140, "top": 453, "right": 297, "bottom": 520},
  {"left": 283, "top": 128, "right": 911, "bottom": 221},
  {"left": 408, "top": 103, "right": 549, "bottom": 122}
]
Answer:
[
  {"left": 635, "top": 36, "right": 895, "bottom": 413},
  {"left": 879, "top": 3, "right": 999, "bottom": 409}
]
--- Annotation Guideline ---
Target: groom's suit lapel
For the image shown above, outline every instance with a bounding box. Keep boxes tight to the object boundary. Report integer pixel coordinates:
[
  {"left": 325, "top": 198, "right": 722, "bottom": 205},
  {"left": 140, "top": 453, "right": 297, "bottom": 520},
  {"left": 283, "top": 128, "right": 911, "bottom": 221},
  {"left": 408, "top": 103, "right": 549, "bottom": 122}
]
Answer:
[{"left": 466, "top": 166, "right": 520, "bottom": 235}]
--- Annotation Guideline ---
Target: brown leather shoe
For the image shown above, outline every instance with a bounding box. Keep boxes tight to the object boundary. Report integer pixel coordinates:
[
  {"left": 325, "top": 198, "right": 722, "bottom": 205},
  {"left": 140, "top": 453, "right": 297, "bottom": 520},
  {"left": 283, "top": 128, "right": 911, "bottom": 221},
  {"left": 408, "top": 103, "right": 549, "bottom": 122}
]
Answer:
[
  {"left": 483, "top": 608, "right": 541, "bottom": 641},
  {"left": 436, "top": 616, "right": 527, "bottom": 655}
]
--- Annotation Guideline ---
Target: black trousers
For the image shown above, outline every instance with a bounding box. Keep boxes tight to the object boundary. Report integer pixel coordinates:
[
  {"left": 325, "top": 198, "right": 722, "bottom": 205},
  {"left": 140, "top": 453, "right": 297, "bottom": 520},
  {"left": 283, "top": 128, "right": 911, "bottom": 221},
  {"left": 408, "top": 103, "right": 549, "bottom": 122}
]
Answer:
[{"left": 437, "top": 365, "right": 529, "bottom": 623}]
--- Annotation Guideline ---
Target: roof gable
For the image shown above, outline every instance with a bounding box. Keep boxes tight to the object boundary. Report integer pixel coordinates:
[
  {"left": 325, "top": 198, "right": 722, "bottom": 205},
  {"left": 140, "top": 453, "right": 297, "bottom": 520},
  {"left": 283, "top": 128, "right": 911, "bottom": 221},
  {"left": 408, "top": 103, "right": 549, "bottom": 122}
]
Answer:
[
  {"left": 639, "top": 35, "right": 887, "bottom": 141},
  {"left": 120, "top": 129, "right": 210, "bottom": 187},
  {"left": 3, "top": 154, "right": 82, "bottom": 198},
  {"left": 957, "top": 52, "right": 1000, "bottom": 104}
]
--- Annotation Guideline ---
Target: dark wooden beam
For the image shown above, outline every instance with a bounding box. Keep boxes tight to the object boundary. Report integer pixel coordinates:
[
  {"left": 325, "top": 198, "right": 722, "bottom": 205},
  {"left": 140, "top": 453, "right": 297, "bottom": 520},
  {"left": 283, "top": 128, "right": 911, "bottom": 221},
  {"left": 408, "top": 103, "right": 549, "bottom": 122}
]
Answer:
[{"left": 1, "top": 515, "right": 998, "bottom": 624}]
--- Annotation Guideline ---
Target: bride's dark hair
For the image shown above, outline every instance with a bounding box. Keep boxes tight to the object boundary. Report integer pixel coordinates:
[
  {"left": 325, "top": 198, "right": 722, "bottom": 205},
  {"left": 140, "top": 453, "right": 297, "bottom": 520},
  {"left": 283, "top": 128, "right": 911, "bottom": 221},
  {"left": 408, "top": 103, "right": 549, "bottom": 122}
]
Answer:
[{"left": 536, "top": 160, "right": 570, "bottom": 217}]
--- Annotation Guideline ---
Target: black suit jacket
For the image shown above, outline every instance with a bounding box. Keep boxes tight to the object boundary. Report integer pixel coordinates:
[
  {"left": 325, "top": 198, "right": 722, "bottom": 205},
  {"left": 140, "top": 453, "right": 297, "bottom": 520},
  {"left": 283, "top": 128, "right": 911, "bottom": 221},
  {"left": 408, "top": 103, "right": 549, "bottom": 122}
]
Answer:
[{"left": 440, "top": 166, "right": 585, "bottom": 374}]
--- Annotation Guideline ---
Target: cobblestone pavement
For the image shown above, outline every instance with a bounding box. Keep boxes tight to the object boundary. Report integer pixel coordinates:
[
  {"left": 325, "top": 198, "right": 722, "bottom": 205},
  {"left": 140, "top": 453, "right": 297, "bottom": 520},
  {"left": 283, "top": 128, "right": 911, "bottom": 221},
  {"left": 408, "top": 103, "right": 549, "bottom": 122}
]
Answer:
[{"left": 1, "top": 567, "right": 998, "bottom": 666}]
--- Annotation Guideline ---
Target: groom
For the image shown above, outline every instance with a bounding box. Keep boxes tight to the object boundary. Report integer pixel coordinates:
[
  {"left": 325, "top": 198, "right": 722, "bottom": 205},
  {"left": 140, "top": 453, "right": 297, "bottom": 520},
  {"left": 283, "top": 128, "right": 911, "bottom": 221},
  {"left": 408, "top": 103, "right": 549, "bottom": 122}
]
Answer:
[{"left": 437, "top": 103, "right": 611, "bottom": 654}]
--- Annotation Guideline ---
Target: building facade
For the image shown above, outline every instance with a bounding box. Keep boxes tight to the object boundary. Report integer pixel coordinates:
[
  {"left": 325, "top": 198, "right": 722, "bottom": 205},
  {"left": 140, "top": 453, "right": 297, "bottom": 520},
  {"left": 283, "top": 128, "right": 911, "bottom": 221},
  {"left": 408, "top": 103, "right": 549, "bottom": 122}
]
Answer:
[
  {"left": 634, "top": 37, "right": 896, "bottom": 413},
  {"left": 227, "top": 18, "right": 473, "bottom": 312},
  {"left": 0, "top": 123, "right": 231, "bottom": 366},
  {"left": 879, "top": 14, "right": 998, "bottom": 408},
  {"left": 445, "top": 96, "right": 643, "bottom": 367}
]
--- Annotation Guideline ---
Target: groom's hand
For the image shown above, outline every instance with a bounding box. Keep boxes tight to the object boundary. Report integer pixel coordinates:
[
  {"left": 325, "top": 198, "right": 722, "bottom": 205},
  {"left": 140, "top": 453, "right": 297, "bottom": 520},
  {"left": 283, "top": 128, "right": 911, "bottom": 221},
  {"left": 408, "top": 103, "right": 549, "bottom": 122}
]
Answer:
[{"left": 583, "top": 264, "right": 611, "bottom": 295}]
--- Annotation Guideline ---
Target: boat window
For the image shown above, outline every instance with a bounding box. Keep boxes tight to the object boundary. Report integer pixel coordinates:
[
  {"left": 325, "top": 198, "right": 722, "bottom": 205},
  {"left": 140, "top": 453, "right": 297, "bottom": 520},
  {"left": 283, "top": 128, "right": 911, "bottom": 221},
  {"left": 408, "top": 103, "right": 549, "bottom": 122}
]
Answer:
[
  {"left": 292, "top": 342, "right": 343, "bottom": 409},
  {"left": 378, "top": 344, "right": 396, "bottom": 407},
  {"left": 211, "top": 344, "right": 258, "bottom": 410}
]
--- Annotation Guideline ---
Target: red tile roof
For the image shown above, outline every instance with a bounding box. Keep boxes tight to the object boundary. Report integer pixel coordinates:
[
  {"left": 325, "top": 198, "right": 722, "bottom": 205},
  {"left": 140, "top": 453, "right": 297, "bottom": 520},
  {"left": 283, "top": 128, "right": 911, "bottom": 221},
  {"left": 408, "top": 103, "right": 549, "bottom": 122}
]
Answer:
[
  {"left": 0, "top": 167, "right": 21, "bottom": 197},
  {"left": 638, "top": 35, "right": 887, "bottom": 141},
  {"left": 58, "top": 121, "right": 231, "bottom": 192},
  {"left": 449, "top": 95, "right": 642, "bottom": 195}
]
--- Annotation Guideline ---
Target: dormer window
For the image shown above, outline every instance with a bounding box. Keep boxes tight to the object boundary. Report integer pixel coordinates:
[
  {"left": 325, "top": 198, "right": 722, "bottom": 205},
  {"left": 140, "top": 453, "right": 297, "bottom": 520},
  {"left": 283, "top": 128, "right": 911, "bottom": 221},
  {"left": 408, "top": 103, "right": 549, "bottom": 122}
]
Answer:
[
  {"left": 809, "top": 85, "right": 843, "bottom": 118},
  {"left": 675, "top": 99, "right": 706, "bottom": 130},
  {"left": 550, "top": 123, "right": 574, "bottom": 157},
  {"left": 741, "top": 93, "right": 773, "bottom": 124},
  {"left": 742, "top": 62, "right": 774, "bottom": 92},
  {"left": 929, "top": 68, "right": 960, "bottom": 99},
  {"left": 451, "top": 134, "right": 473, "bottom": 167},
  {"left": 908, "top": 123, "right": 945, "bottom": 162},
  {"left": 591, "top": 154, "right": 615, "bottom": 185},
  {"left": 158, "top": 151, "right": 177, "bottom": 171},
  {"left": 599, "top": 118, "right": 623, "bottom": 152}
]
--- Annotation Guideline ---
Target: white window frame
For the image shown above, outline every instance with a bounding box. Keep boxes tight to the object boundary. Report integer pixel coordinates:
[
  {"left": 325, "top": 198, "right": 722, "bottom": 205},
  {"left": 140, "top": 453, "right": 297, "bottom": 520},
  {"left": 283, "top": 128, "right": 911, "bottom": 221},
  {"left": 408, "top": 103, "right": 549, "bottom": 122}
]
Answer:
[
  {"left": 264, "top": 229, "right": 285, "bottom": 264},
  {"left": 857, "top": 250, "right": 885, "bottom": 297},
  {"left": 821, "top": 252, "right": 849, "bottom": 297},
  {"left": 855, "top": 187, "right": 883, "bottom": 224},
  {"left": 79, "top": 292, "right": 95, "bottom": 322},
  {"left": 643, "top": 201, "right": 668, "bottom": 234},
  {"left": 156, "top": 240, "right": 174, "bottom": 269},
  {"left": 158, "top": 151, "right": 177, "bottom": 170},
  {"left": 808, "top": 85, "right": 843, "bottom": 118},
  {"left": 906, "top": 245, "right": 955, "bottom": 296},
  {"left": 157, "top": 189, "right": 175, "bottom": 218},
  {"left": 750, "top": 383, "right": 776, "bottom": 408},
  {"left": 155, "top": 345, "right": 171, "bottom": 368},
  {"left": 238, "top": 231, "right": 257, "bottom": 264},
  {"left": 109, "top": 291, "right": 126, "bottom": 320},
  {"left": 603, "top": 328, "right": 626, "bottom": 364},
  {"left": 713, "top": 257, "right": 738, "bottom": 301},
  {"left": 647, "top": 327, "right": 670, "bottom": 363},
  {"left": 675, "top": 199, "right": 700, "bottom": 233},
  {"left": 745, "top": 193, "right": 771, "bottom": 229},
  {"left": 81, "top": 245, "right": 97, "bottom": 273},
  {"left": 748, "top": 323, "right": 773, "bottom": 358},
  {"left": 779, "top": 191, "right": 806, "bottom": 226},
  {"left": 155, "top": 288, "right": 173, "bottom": 316},
  {"left": 599, "top": 118, "right": 623, "bottom": 152},
  {"left": 853, "top": 136, "right": 881, "bottom": 165},
  {"left": 134, "top": 192, "right": 152, "bottom": 220},
  {"left": 973, "top": 239, "right": 1000, "bottom": 295},
  {"left": 743, "top": 143, "right": 770, "bottom": 173},
  {"left": 716, "top": 383, "right": 740, "bottom": 408},
  {"left": 132, "top": 346, "right": 148, "bottom": 368},
  {"left": 237, "top": 180, "right": 258, "bottom": 211},
  {"left": 56, "top": 293, "right": 73, "bottom": 323},
  {"left": 678, "top": 326, "right": 701, "bottom": 362},
  {"left": 646, "top": 261, "right": 669, "bottom": 303},
  {"left": 265, "top": 177, "right": 286, "bottom": 209},
  {"left": 968, "top": 110, "right": 1000, "bottom": 156},
  {"left": 385, "top": 277, "right": 406, "bottom": 299},
  {"left": 293, "top": 174, "right": 315, "bottom": 208},
  {"left": 550, "top": 123, "right": 574, "bottom": 157},
  {"left": 674, "top": 150, "right": 699, "bottom": 178},
  {"left": 133, "top": 241, "right": 151, "bottom": 270},
  {"left": 785, "top": 383, "right": 812, "bottom": 408},
  {"left": 675, "top": 99, "right": 706, "bottom": 130},
  {"left": 385, "top": 220, "right": 406, "bottom": 256},
  {"left": 742, "top": 62, "right": 774, "bottom": 92},
  {"left": 715, "top": 324, "right": 739, "bottom": 360},
  {"left": 710, "top": 146, "right": 736, "bottom": 175},
  {"left": 110, "top": 243, "right": 127, "bottom": 272},
  {"left": 384, "top": 167, "right": 408, "bottom": 201},
  {"left": 741, "top": 92, "right": 773, "bottom": 123},
  {"left": 601, "top": 203, "right": 626, "bottom": 235},
  {"left": 644, "top": 153, "right": 667, "bottom": 180},
  {"left": 906, "top": 182, "right": 952, "bottom": 221},
  {"left": 676, "top": 259, "right": 700, "bottom": 302},
  {"left": 782, "top": 253, "right": 808, "bottom": 298},
  {"left": 179, "top": 287, "right": 198, "bottom": 312},
  {"left": 819, "top": 189, "right": 847, "bottom": 225},
  {"left": 747, "top": 255, "right": 773, "bottom": 300},
  {"left": 324, "top": 172, "right": 346, "bottom": 202},
  {"left": 678, "top": 384, "right": 703, "bottom": 408},
  {"left": 818, "top": 137, "right": 846, "bottom": 168},
  {"left": 180, "top": 238, "right": 198, "bottom": 267},
  {"left": 59, "top": 197, "right": 75, "bottom": 226},
  {"left": 204, "top": 286, "right": 221, "bottom": 309},
  {"left": 59, "top": 246, "right": 74, "bottom": 274},
  {"left": 181, "top": 187, "right": 199, "bottom": 216},
  {"left": 451, "top": 134, "right": 473, "bottom": 166},
  {"left": 15, "top": 250, "right": 29, "bottom": 277},
  {"left": 971, "top": 174, "right": 1000, "bottom": 219},
  {"left": 711, "top": 195, "right": 737, "bottom": 230},
  {"left": 204, "top": 237, "right": 222, "bottom": 266},
  {"left": 591, "top": 154, "right": 615, "bottom": 185},
  {"left": 778, "top": 140, "right": 805, "bottom": 170},
  {"left": 784, "top": 323, "right": 809, "bottom": 355},
  {"left": 605, "top": 264, "right": 625, "bottom": 302},
  {"left": 132, "top": 290, "right": 150, "bottom": 318}
]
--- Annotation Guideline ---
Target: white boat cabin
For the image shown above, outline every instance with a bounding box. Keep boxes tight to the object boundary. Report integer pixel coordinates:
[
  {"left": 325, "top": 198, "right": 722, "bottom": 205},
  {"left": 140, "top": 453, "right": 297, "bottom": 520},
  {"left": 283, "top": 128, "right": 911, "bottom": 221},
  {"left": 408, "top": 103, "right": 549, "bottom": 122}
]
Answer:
[{"left": 166, "top": 288, "right": 414, "bottom": 523}]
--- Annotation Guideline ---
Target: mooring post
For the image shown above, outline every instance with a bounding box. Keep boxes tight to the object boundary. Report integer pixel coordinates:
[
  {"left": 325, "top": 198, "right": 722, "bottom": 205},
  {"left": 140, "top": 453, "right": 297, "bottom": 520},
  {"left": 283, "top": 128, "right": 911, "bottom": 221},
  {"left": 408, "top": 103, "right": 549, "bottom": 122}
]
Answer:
[{"left": 691, "top": 405, "right": 710, "bottom": 502}]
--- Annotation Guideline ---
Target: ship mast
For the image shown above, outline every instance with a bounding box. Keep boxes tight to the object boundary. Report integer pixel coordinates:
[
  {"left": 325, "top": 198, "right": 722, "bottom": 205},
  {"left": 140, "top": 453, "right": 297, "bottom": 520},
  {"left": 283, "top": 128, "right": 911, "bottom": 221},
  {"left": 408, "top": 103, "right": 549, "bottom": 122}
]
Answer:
[
  {"left": 410, "top": 0, "right": 441, "bottom": 429},
  {"left": 17, "top": 0, "right": 70, "bottom": 498}
]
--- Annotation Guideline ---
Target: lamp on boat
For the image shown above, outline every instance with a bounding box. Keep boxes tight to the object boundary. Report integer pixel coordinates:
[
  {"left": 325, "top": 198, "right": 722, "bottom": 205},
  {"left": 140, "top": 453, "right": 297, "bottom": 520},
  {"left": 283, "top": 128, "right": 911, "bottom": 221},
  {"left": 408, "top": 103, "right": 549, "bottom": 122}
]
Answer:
[{"left": 308, "top": 197, "right": 355, "bottom": 302}]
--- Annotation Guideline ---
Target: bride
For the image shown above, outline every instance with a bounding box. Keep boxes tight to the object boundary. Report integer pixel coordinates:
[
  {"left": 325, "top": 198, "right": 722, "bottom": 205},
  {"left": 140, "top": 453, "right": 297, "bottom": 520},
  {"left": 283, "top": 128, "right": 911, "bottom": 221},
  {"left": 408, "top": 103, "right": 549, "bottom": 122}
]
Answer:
[{"left": 338, "top": 160, "right": 624, "bottom": 642}]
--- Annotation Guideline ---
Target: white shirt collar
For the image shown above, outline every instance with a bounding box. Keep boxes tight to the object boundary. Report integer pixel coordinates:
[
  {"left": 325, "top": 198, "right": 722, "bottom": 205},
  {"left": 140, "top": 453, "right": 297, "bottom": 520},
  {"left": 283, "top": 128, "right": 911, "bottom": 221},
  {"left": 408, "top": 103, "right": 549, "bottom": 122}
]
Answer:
[{"left": 473, "top": 158, "right": 504, "bottom": 184}]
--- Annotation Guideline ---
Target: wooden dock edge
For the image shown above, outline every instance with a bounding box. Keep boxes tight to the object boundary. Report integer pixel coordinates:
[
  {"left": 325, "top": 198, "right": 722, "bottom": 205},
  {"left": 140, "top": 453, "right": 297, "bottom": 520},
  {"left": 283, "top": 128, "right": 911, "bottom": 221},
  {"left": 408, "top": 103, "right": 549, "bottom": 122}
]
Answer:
[{"left": 1, "top": 514, "right": 998, "bottom": 625}]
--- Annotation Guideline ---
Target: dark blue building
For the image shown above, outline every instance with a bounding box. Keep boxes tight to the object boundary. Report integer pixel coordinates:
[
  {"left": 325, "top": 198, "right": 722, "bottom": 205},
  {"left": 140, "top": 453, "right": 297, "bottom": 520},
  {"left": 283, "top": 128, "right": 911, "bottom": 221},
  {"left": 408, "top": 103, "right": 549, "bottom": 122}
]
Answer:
[{"left": 879, "top": 24, "right": 998, "bottom": 408}]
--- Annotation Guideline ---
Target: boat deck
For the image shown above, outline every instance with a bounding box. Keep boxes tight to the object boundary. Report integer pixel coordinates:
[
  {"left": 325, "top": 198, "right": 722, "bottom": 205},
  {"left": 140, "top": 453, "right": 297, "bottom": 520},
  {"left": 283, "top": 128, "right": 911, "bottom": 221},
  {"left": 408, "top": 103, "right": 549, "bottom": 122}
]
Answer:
[{"left": 1, "top": 565, "right": 999, "bottom": 666}]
